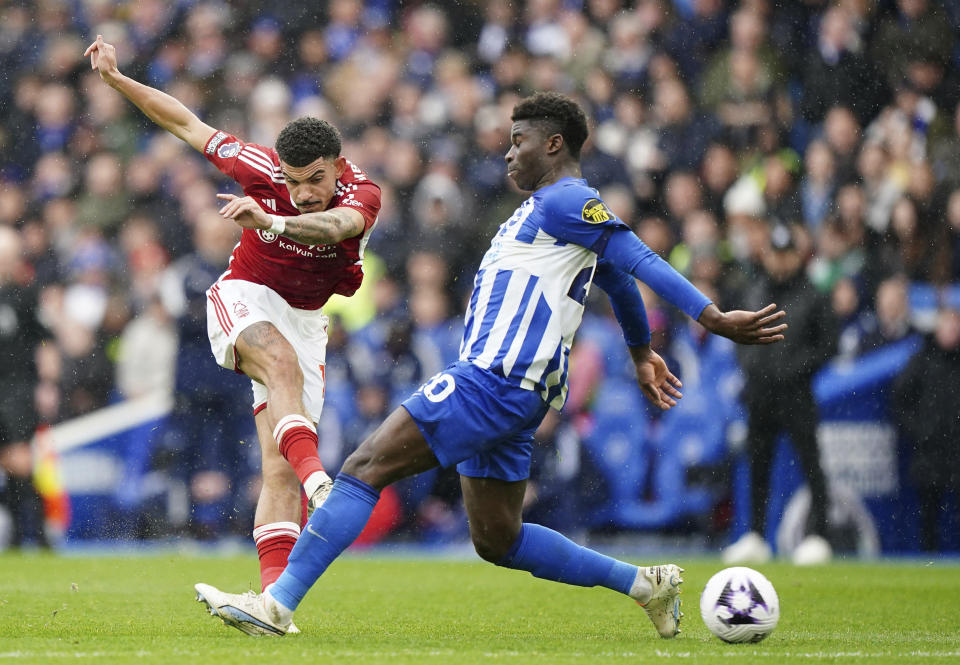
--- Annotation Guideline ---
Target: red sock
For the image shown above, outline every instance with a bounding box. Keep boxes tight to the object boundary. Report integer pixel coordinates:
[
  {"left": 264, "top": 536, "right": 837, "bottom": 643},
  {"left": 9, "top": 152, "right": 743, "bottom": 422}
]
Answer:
[
  {"left": 253, "top": 522, "right": 300, "bottom": 591},
  {"left": 300, "top": 490, "right": 308, "bottom": 529},
  {"left": 273, "top": 414, "right": 326, "bottom": 485}
]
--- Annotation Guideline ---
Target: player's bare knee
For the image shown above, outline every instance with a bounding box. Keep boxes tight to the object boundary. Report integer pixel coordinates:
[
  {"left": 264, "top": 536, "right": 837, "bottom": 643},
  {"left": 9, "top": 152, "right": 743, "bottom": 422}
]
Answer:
[{"left": 471, "top": 528, "right": 518, "bottom": 564}]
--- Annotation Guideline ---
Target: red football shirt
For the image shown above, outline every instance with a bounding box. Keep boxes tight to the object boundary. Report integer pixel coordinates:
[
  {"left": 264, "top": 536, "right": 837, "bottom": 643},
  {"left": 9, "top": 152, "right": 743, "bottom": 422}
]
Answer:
[{"left": 203, "top": 130, "right": 381, "bottom": 309}]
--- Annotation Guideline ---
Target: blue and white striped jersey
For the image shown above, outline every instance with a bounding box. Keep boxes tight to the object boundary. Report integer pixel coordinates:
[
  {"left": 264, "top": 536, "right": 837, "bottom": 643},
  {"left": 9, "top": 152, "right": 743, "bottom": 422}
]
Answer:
[{"left": 460, "top": 177, "right": 629, "bottom": 409}]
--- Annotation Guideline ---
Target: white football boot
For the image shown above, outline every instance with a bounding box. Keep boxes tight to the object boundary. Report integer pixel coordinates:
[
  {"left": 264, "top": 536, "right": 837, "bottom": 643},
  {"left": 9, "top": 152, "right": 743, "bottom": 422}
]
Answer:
[
  {"left": 195, "top": 583, "right": 292, "bottom": 636},
  {"left": 307, "top": 477, "right": 335, "bottom": 517},
  {"left": 792, "top": 534, "right": 832, "bottom": 566},
  {"left": 632, "top": 564, "right": 684, "bottom": 639},
  {"left": 722, "top": 531, "right": 772, "bottom": 565}
]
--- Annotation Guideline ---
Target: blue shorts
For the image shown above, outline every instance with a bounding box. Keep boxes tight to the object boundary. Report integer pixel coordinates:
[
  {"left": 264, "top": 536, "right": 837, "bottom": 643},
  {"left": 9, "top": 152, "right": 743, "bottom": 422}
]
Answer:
[{"left": 401, "top": 361, "right": 550, "bottom": 482}]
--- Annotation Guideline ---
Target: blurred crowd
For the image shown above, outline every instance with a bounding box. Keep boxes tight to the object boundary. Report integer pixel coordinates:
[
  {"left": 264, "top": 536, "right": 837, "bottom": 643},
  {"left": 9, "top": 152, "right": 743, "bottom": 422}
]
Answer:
[{"left": 1, "top": 0, "right": 959, "bottom": 550}]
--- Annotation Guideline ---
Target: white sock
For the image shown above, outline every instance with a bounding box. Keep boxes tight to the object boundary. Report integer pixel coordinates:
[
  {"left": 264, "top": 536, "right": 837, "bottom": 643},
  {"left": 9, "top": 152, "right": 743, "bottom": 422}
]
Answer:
[
  {"left": 303, "top": 470, "right": 332, "bottom": 498},
  {"left": 628, "top": 568, "right": 653, "bottom": 604}
]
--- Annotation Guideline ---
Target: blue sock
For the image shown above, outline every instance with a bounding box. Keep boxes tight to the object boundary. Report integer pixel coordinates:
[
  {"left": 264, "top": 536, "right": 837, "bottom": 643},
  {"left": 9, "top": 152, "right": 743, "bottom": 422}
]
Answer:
[
  {"left": 269, "top": 473, "right": 379, "bottom": 611},
  {"left": 497, "top": 523, "right": 638, "bottom": 596}
]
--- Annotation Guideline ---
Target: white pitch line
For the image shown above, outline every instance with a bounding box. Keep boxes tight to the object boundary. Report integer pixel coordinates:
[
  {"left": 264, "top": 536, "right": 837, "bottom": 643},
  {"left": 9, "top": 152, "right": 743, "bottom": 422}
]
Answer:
[
  {"left": 3, "top": 650, "right": 959, "bottom": 661},
  {"left": 653, "top": 651, "right": 960, "bottom": 659}
]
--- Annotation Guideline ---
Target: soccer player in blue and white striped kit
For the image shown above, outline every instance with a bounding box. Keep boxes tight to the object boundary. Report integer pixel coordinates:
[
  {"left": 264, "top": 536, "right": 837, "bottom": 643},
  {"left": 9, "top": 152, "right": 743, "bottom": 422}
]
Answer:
[{"left": 196, "top": 92, "right": 787, "bottom": 639}]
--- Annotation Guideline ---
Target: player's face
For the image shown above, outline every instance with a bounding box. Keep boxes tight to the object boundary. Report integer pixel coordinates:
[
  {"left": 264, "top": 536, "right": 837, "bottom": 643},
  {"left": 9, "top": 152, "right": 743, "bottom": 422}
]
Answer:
[
  {"left": 505, "top": 120, "right": 550, "bottom": 191},
  {"left": 280, "top": 155, "right": 346, "bottom": 213}
]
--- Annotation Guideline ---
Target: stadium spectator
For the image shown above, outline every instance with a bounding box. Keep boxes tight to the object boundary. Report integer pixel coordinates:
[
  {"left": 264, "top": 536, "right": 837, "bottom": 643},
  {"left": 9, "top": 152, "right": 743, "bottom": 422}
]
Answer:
[
  {"left": 821, "top": 106, "right": 862, "bottom": 184},
  {"left": 870, "top": 0, "right": 956, "bottom": 94},
  {"left": 891, "top": 308, "right": 960, "bottom": 551},
  {"left": 669, "top": 209, "right": 724, "bottom": 284},
  {"left": 807, "top": 208, "right": 871, "bottom": 294},
  {"left": 115, "top": 298, "right": 176, "bottom": 400},
  {"left": 799, "top": 140, "right": 836, "bottom": 231},
  {"left": 653, "top": 77, "right": 719, "bottom": 173},
  {"left": 800, "top": 5, "right": 883, "bottom": 126},
  {"left": 861, "top": 274, "right": 916, "bottom": 352},
  {"left": 663, "top": 0, "right": 726, "bottom": 84},
  {"left": 832, "top": 276, "right": 868, "bottom": 361},
  {"left": 878, "top": 196, "right": 951, "bottom": 284},
  {"left": 834, "top": 273, "right": 917, "bottom": 361},
  {"left": 726, "top": 223, "right": 837, "bottom": 566},
  {"left": 0, "top": 227, "right": 50, "bottom": 547},
  {"left": 699, "top": 141, "right": 739, "bottom": 219},
  {"left": 699, "top": 7, "right": 784, "bottom": 150},
  {"left": 855, "top": 142, "right": 903, "bottom": 234},
  {"left": 157, "top": 210, "right": 256, "bottom": 540},
  {"left": 865, "top": 79, "right": 942, "bottom": 166},
  {"left": 663, "top": 170, "right": 702, "bottom": 227},
  {"left": 759, "top": 153, "right": 802, "bottom": 226}
]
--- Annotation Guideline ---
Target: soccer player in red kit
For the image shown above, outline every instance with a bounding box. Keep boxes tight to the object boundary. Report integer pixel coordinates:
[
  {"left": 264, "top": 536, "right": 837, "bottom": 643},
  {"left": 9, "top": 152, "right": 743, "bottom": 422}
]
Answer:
[{"left": 85, "top": 36, "right": 381, "bottom": 593}]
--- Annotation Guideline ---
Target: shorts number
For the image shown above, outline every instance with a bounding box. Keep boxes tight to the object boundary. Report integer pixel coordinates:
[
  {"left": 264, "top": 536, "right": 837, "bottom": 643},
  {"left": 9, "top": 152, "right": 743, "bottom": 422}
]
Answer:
[{"left": 423, "top": 373, "right": 456, "bottom": 402}]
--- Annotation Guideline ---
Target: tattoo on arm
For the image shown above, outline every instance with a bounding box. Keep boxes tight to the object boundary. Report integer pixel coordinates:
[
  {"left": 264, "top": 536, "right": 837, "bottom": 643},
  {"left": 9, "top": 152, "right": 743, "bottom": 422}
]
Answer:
[{"left": 282, "top": 209, "right": 363, "bottom": 245}]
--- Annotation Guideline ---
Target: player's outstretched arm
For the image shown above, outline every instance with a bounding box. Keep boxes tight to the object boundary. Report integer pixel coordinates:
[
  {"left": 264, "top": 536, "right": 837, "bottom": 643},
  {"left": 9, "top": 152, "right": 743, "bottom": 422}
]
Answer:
[
  {"left": 602, "top": 229, "right": 787, "bottom": 345},
  {"left": 84, "top": 35, "right": 216, "bottom": 152},
  {"left": 696, "top": 303, "right": 787, "bottom": 345},
  {"left": 216, "top": 194, "right": 365, "bottom": 244},
  {"left": 628, "top": 345, "right": 683, "bottom": 410}
]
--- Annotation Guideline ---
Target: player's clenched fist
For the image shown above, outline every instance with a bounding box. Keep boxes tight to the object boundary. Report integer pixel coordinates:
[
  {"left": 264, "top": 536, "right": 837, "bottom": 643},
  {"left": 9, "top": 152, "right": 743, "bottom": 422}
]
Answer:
[{"left": 83, "top": 34, "right": 120, "bottom": 84}]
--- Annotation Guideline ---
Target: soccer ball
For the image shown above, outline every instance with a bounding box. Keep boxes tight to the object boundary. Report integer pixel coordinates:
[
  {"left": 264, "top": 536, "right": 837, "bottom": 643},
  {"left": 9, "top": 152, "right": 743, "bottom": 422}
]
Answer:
[{"left": 700, "top": 566, "right": 779, "bottom": 643}]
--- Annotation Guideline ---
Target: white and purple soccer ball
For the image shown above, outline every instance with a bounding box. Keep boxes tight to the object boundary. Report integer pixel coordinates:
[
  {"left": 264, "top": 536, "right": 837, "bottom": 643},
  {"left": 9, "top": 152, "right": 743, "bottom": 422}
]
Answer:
[{"left": 700, "top": 566, "right": 780, "bottom": 643}]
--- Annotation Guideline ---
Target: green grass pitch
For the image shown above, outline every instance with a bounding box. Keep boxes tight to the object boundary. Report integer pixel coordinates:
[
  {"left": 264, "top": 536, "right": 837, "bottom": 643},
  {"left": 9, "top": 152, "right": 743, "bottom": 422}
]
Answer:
[{"left": 1, "top": 552, "right": 958, "bottom": 664}]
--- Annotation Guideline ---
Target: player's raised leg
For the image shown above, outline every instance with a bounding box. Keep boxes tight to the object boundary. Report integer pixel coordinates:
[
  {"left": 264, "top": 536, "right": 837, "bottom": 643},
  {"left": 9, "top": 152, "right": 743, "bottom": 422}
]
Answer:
[
  {"left": 236, "top": 321, "right": 333, "bottom": 510},
  {"left": 461, "top": 476, "right": 683, "bottom": 639}
]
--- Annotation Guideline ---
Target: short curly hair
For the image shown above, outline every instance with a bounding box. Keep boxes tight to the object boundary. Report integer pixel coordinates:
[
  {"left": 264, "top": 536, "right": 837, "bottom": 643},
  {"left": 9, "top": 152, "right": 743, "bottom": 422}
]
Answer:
[
  {"left": 511, "top": 92, "right": 589, "bottom": 159},
  {"left": 275, "top": 117, "right": 342, "bottom": 166}
]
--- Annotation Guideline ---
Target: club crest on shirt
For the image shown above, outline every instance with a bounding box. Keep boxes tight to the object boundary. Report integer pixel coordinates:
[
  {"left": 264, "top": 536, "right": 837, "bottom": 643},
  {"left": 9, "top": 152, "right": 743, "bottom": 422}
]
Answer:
[
  {"left": 233, "top": 302, "right": 249, "bottom": 318},
  {"left": 257, "top": 229, "right": 279, "bottom": 243},
  {"left": 217, "top": 141, "right": 241, "bottom": 159},
  {"left": 581, "top": 198, "right": 613, "bottom": 224}
]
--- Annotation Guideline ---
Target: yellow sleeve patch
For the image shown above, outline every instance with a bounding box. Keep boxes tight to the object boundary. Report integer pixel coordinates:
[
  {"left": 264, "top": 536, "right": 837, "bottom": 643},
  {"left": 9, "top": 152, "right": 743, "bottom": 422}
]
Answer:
[{"left": 581, "top": 198, "right": 613, "bottom": 224}]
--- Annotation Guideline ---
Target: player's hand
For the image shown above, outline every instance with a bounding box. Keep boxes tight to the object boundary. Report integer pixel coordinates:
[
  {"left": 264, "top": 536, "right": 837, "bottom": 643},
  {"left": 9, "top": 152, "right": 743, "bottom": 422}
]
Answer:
[
  {"left": 630, "top": 346, "right": 683, "bottom": 410},
  {"left": 698, "top": 303, "right": 787, "bottom": 345},
  {"left": 216, "top": 194, "right": 272, "bottom": 231},
  {"left": 83, "top": 34, "right": 120, "bottom": 83}
]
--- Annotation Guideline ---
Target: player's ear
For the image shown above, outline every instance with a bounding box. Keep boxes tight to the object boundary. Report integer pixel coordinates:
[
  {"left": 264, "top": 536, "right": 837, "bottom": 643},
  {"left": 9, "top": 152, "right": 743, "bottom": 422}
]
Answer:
[
  {"left": 334, "top": 155, "right": 347, "bottom": 178},
  {"left": 545, "top": 133, "right": 565, "bottom": 156}
]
